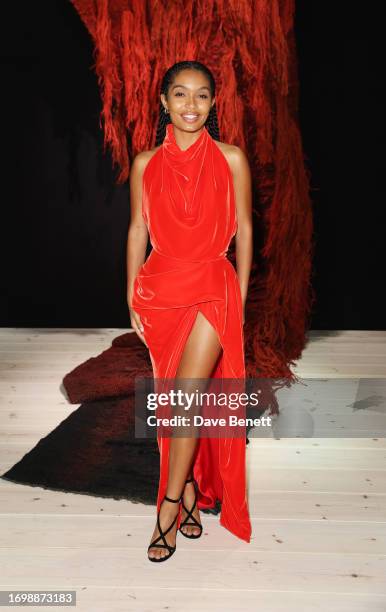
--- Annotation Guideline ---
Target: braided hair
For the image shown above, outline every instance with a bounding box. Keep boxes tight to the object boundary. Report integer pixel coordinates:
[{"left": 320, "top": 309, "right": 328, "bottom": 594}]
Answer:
[{"left": 155, "top": 60, "right": 220, "bottom": 146}]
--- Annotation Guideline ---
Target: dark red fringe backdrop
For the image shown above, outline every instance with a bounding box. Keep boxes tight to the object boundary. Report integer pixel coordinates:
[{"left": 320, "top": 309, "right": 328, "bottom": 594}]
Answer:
[{"left": 70, "top": 0, "right": 314, "bottom": 383}]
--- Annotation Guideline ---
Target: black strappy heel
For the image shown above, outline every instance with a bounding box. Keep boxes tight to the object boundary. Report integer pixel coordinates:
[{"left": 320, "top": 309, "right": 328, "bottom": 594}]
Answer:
[
  {"left": 179, "top": 477, "right": 203, "bottom": 539},
  {"left": 147, "top": 495, "right": 181, "bottom": 562}
]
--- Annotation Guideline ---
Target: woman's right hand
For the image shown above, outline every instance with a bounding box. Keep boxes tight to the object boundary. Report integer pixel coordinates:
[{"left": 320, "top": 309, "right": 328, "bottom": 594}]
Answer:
[{"left": 129, "top": 307, "right": 148, "bottom": 348}]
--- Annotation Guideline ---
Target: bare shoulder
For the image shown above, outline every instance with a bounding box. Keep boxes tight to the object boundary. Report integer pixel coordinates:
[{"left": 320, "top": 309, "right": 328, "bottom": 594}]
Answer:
[
  {"left": 131, "top": 145, "right": 162, "bottom": 177},
  {"left": 213, "top": 140, "right": 249, "bottom": 175}
]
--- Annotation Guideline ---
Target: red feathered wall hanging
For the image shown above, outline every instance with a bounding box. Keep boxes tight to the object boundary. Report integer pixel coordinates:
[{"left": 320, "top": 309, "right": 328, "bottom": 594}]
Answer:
[{"left": 70, "top": 0, "right": 314, "bottom": 386}]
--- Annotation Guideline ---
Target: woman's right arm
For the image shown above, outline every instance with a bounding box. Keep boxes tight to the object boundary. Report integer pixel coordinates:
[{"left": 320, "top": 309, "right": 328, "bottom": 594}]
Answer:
[{"left": 127, "top": 152, "right": 149, "bottom": 346}]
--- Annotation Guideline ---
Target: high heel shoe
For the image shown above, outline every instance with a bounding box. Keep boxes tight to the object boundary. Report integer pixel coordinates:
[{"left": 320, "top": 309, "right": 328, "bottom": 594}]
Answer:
[
  {"left": 147, "top": 495, "right": 181, "bottom": 562},
  {"left": 179, "top": 477, "right": 203, "bottom": 539}
]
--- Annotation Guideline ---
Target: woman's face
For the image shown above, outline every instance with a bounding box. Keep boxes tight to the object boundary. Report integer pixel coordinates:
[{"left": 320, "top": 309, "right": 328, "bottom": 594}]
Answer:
[{"left": 161, "top": 69, "right": 215, "bottom": 133}]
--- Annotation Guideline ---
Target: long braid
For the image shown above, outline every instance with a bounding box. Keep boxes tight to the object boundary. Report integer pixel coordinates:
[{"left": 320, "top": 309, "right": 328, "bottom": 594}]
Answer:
[
  {"left": 154, "top": 101, "right": 171, "bottom": 147},
  {"left": 205, "top": 103, "right": 220, "bottom": 141},
  {"left": 154, "top": 61, "right": 220, "bottom": 146}
]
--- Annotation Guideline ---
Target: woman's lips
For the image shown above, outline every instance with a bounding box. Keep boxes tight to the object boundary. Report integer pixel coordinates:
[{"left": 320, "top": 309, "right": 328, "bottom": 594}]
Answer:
[{"left": 182, "top": 114, "right": 199, "bottom": 123}]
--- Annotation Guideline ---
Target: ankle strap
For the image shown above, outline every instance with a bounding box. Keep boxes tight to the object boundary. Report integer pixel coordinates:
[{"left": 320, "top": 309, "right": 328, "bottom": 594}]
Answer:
[
  {"left": 185, "top": 477, "right": 194, "bottom": 484},
  {"left": 164, "top": 494, "right": 180, "bottom": 504}
]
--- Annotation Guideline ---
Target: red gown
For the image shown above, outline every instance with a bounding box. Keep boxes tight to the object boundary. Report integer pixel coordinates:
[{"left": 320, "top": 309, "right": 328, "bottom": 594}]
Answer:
[{"left": 131, "top": 122, "right": 252, "bottom": 543}]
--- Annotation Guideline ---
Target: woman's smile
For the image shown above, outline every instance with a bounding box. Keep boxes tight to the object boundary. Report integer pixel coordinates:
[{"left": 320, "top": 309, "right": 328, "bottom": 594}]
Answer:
[{"left": 181, "top": 113, "right": 199, "bottom": 123}]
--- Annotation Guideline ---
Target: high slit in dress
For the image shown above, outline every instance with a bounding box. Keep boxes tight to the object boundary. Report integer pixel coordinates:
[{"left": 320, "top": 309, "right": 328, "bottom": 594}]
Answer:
[{"left": 131, "top": 122, "right": 252, "bottom": 542}]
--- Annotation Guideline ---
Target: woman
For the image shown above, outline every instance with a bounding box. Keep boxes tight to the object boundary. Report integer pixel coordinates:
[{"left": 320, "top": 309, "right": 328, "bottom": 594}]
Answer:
[{"left": 127, "top": 60, "right": 253, "bottom": 562}]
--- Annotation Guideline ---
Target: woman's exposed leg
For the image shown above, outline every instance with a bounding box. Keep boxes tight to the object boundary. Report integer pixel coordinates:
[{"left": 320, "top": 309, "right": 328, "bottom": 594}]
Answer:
[{"left": 148, "top": 310, "right": 222, "bottom": 559}]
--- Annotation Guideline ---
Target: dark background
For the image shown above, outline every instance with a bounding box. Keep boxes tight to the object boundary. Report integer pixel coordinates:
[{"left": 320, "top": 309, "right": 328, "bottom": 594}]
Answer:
[{"left": 1, "top": 1, "right": 384, "bottom": 329}]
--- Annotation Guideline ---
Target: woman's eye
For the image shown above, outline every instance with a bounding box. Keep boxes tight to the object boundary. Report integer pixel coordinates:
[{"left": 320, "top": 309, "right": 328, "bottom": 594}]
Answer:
[{"left": 174, "top": 92, "right": 209, "bottom": 98}]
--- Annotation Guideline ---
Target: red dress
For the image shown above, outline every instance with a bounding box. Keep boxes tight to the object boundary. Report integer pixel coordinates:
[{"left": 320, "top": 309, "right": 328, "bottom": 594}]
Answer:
[{"left": 131, "top": 122, "right": 252, "bottom": 542}]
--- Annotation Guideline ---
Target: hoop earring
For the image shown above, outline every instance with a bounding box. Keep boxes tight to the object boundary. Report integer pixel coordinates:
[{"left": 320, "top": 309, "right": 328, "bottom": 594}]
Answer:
[{"left": 163, "top": 107, "right": 169, "bottom": 114}]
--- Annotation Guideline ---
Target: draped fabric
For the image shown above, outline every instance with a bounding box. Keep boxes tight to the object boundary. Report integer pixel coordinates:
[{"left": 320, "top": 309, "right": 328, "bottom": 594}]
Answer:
[
  {"left": 131, "top": 123, "right": 251, "bottom": 542},
  {"left": 70, "top": 0, "right": 314, "bottom": 390}
]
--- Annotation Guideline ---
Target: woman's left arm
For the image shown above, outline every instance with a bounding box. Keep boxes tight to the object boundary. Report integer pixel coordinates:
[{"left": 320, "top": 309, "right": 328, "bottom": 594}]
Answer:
[{"left": 230, "top": 147, "right": 253, "bottom": 324}]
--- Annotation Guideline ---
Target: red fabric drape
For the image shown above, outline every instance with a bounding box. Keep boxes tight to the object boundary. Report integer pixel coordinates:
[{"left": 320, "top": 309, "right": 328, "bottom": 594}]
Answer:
[{"left": 70, "top": 0, "right": 314, "bottom": 386}]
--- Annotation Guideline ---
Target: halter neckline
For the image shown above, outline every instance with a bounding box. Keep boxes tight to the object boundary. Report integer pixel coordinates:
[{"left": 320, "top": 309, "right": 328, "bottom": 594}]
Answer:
[{"left": 163, "top": 123, "right": 209, "bottom": 161}]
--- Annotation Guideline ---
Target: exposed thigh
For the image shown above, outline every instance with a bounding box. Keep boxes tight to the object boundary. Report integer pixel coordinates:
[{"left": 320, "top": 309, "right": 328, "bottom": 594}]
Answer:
[{"left": 175, "top": 309, "right": 223, "bottom": 379}]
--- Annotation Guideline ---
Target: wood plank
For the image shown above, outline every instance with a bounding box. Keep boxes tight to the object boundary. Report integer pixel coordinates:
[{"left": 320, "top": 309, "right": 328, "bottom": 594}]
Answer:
[
  {"left": 1, "top": 328, "right": 384, "bottom": 339},
  {"left": 2, "top": 442, "right": 386, "bottom": 470},
  {"left": 1, "top": 514, "right": 385, "bottom": 554},
  {"left": 1, "top": 548, "right": 385, "bottom": 594},
  {"left": 0, "top": 383, "right": 76, "bottom": 393},
  {"left": 0, "top": 585, "right": 384, "bottom": 612},
  {"left": 0, "top": 365, "right": 375, "bottom": 378},
  {"left": 1, "top": 352, "right": 385, "bottom": 367},
  {"left": 307, "top": 331, "right": 386, "bottom": 340},
  {"left": 1, "top": 341, "right": 385, "bottom": 353},
  {"left": 1, "top": 464, "right": 386, "bottom": 496},
  {"left": 0, "top": 483, "right": 385, "bottom": 522},
  {"left": 1, "top": 415, "right": 385, "bottom": 449},
  {"left": 247, "top": 467, "right": 386, "bottom": 493},
  {"left": 0, "top": 330, "right": 126, "bottom": 347},
  {"left": 245, "top": 445, "right": 386, "bottom": 470},
  {"left": 293, "top": 367, "right": 386, "bottom": 377}
]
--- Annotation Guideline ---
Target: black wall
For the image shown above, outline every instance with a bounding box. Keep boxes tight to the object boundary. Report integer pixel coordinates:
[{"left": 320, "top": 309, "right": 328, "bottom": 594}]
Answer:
[
  {"left": 1, "top": 1, "right": 384, "bottom": 329},
  {"left": 295, "top": 2, "right": 385, "bottom": 328},
  {"left": 1, "top": 2, "right": 130, "bottom": 327}
]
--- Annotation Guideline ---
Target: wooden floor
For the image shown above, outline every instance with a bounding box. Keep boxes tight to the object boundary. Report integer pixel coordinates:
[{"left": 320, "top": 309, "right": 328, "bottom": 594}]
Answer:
[{"left": 0, "top": 329, "right": 385, "bottom": 611}]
